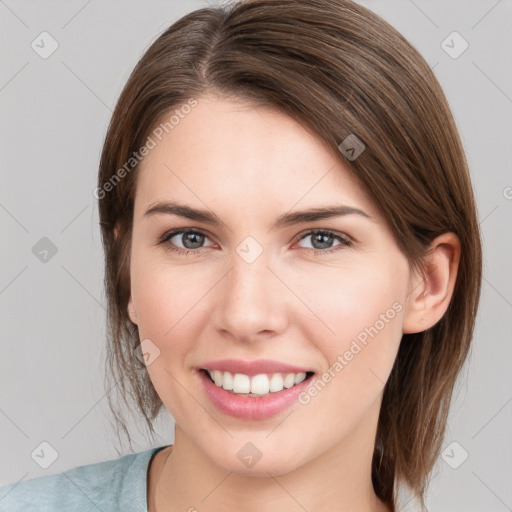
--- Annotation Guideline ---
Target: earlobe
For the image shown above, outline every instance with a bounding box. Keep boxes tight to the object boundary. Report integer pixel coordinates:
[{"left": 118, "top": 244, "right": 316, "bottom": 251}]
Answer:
[
  {"left": 128, "top": 295, "right": 138, "bottom": 325},
  {"left": 115, "top": 222, "right": 136, "bottom": 323},
  {"left": 402, "top": 232, "right": 460, "bottom": 334}
]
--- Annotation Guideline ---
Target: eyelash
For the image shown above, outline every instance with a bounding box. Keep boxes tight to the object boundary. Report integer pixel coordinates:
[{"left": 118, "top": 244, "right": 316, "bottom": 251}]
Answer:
[{"left": 158, "top": 228, "right": 353, "bottom": 257}]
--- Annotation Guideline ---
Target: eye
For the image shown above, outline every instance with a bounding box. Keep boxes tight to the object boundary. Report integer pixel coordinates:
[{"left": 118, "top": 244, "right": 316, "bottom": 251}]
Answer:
[
  {"left": 159, "top": 229, "right": 215, "bottom": 256},
  {"left": 295, "top": 229, "right": 353, "bottom": 254},
  {"left": 158, "top": 228, "right": 353, "bottom": 257}
]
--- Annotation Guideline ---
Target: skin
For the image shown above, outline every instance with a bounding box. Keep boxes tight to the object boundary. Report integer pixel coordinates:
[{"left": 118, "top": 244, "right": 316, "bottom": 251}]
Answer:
[{"left": 121, "top": 93, "right": 460, "bottom": 512}]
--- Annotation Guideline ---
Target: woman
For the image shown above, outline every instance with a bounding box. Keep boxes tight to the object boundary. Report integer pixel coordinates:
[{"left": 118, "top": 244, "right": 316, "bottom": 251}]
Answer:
[{"left": 0, "top": 0, "right": 482, "bottom": 511}]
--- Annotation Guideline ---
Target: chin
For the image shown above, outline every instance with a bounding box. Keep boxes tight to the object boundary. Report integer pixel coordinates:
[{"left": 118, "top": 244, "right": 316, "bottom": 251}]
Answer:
[{"left": 202, "top": 437, "right": 309, "bottom": 477}]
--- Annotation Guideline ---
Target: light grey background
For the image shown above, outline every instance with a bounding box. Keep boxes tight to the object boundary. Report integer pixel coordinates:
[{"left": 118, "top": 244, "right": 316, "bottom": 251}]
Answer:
[{"left": 1, "top": 1, "right": 511, "bottom": 510}]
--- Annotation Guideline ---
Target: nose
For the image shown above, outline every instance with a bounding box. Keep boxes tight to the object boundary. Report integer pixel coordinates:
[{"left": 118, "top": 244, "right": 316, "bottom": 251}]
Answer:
[{"left": 211, "top": 249, "right": 289, "bottom": 343}]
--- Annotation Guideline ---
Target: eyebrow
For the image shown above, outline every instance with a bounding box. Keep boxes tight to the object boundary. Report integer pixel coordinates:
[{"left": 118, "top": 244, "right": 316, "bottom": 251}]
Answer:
[{"left": 143, "top": 201, "right": 374, "bottom": 229}]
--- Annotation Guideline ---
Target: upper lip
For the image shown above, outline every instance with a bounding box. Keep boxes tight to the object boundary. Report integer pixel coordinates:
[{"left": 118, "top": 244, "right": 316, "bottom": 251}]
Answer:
[{"left": 199, "top": 358, "right": 313, "bottom": 376}]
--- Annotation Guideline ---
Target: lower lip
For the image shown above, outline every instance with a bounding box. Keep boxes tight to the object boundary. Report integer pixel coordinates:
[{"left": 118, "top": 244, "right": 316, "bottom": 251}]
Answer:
[{"left": 197, "top": 369, "right": 313, "bottom": 420}]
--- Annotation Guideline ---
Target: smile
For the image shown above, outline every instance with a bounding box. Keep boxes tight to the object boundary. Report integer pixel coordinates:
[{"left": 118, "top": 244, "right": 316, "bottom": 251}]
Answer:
[
  {"left": 197, "top": 363, "right": 315, "bottom": 420},
  {"left": 204, "top": 369, "right": 312, "bottom": 396}
]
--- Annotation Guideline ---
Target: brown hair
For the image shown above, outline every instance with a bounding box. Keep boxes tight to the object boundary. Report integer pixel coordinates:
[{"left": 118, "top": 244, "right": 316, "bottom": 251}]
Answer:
[{"left": 97, "top": 1, "right": 482, "bottom": 509}]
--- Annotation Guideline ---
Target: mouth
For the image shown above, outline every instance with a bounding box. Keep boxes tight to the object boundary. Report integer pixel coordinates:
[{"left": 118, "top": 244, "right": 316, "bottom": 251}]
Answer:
[
  {"left": 200, "top": 368, "right": 315, "bottom": 397},
  {"left": 196, "top": 358, "right": 317, "bottom": 419}
]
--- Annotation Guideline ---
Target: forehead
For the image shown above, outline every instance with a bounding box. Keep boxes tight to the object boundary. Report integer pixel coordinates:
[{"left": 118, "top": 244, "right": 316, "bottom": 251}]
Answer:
[{"left": 133, "top": 95, "right": 379, "bottom": 220}]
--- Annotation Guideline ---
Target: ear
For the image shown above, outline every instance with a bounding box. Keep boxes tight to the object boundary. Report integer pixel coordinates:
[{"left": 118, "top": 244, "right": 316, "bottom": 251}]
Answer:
[
  {"left": 113, "top": 222, "right": 137, "bottom": 324},
  {"left": 128, "top": 295, "right": 138, "bottom": 325},
  {"left": 403, "top": 232, "right": 460, "bottom": 334}
]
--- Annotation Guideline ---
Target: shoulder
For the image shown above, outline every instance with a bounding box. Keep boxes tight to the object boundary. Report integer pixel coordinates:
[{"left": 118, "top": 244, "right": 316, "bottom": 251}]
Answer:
[{"left": 0, "top": 446, "right": 169, "bottom": 512}]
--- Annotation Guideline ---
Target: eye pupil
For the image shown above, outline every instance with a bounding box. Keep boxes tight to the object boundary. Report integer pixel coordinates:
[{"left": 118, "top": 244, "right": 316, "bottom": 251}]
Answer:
[
  {"left": 183, "top": 232, "right": 204, "bottom": 249},
  {"left": 312, "top": 232, "right": 334, "bottom": 249}
]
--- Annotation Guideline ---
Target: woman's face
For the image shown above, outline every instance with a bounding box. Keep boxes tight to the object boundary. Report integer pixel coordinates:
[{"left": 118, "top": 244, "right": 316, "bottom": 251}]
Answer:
[{"left": 127, "top": 93, "right": 414, "bottom": 475}]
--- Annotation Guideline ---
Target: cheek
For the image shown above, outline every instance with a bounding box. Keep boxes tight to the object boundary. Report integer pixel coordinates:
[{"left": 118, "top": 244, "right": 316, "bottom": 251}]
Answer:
[
  {"left": 291, "top": 260, "right": 406, "bottom": 426},
  {"left": 129, "top": 260, "right": 209, "bottom": 417},
  {"left": 130, "top": 256, "right": 215, "bottom": 358},
  {"left": 291, "top": 264, "right": 406, "bottom": 444},
  {"left": 131, "top": 247, "right": 182, "bottom": 327},
  {"left": 296, "top": 258, "right": 407, "bottom": 355}
]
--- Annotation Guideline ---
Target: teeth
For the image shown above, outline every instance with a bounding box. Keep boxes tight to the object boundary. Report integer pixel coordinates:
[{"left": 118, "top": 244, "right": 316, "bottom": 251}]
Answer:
[
  {"left": 251, "top": 374, "right": 270, "bottom": 395},
  {"left": 269, "top": 373, "right": 283, "bottom": 392},
  {"left": 222, "top": 371, "right": 233, "bottom": 391},
  {"left": 206, "top": 370, "right": 308, "bottom": 396},
  {"left": 232, "top": 373, "right": 250, "bottom": 393},
  {"left": 212, "top": 370, "right": 223, "bottom": 387},
  {"left": 295, "top": 372, "right": 307, "bottom": 385},
  {"left": 283, "top": 373, "right": 295, "bottom": 389}
]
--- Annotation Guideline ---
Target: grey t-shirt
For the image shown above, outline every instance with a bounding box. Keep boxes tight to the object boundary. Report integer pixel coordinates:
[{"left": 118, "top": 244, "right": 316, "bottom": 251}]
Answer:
[{"left": 0, "top": 445, "right": 169, "bottom": 512}]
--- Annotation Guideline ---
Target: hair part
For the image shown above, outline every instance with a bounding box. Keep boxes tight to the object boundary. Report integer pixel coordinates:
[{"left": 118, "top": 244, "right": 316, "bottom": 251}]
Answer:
[{"left": 97, "top": 1, "right": 482, "bottom": 509}]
